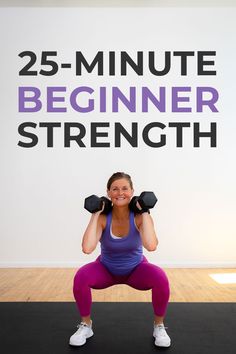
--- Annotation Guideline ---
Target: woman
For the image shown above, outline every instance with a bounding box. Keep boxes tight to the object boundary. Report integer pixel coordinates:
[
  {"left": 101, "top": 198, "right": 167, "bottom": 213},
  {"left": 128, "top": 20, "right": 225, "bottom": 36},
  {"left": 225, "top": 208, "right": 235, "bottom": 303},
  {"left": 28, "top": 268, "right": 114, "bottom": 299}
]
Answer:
[{"left": 69, "top": 172, "right": 171, "bottom": 347}]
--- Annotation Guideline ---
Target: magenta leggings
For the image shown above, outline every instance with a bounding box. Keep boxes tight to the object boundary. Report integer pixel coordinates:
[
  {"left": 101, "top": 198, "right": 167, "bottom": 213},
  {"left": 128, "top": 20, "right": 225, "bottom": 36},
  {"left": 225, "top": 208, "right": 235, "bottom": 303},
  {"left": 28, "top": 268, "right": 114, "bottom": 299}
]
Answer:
[{"left": 73, "top": 256, "right": 170, "bottom": 317}]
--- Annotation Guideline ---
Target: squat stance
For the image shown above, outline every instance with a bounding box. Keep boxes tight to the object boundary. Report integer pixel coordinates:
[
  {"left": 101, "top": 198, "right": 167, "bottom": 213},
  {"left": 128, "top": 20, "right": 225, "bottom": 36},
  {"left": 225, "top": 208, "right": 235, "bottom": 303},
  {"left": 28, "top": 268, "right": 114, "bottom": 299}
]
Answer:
[{"left": 69, "top": 172, "right": 171, "bottom": 347}]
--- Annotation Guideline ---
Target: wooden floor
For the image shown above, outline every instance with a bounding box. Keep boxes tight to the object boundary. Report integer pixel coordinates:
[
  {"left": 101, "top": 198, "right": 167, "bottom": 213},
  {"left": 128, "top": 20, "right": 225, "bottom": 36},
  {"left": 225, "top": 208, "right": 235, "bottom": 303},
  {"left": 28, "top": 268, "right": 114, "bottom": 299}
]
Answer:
[{"left": 0, "top": 268, "right": 235, "bottom": 302}]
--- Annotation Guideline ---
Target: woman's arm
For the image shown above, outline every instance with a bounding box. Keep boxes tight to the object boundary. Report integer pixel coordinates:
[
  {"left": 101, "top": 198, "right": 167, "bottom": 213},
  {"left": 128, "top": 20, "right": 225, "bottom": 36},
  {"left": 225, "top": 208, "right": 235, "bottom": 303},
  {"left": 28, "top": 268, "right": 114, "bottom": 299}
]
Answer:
[
  {"left": 82, "top": 212, "right": 106, "bottom": 254},
  {"left": 136, "top": 213, "right": 158, "bottom": 251}
]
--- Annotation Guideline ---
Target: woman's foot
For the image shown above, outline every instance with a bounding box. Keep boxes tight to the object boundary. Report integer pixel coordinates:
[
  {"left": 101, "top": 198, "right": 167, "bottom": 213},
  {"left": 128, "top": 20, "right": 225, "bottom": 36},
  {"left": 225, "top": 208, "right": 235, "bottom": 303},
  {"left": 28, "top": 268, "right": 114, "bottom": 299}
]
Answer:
[
  {"left": 153, "top": 323, "right": 171, "bottom": 347},
  {"left": 69, "top": 321, "right": 94, "bottom": 346}
]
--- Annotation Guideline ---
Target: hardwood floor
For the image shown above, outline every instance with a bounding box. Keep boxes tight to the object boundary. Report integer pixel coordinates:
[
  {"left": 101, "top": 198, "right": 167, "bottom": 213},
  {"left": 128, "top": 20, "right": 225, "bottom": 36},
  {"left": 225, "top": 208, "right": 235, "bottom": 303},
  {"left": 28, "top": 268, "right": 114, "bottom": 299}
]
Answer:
[{"left": 0, "top": 268, "right": 235, "bottom": 302}]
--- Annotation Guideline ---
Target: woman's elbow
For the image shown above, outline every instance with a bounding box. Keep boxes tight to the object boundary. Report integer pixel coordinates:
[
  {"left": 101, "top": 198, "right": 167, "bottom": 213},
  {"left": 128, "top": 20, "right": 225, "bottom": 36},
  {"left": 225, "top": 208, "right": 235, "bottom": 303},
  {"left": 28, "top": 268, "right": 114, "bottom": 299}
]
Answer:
[
  {"left": 82, "top": 245, "right": 95, "bottom": 254},
  {"left": 145, "top": 240, "right": 158, "bottom": 252},
  {"left": 146, "top": 245, "right": 157, "bottom": 252},
  {"left": 82, "top": 248, "right": 91, "bottom": 254}
]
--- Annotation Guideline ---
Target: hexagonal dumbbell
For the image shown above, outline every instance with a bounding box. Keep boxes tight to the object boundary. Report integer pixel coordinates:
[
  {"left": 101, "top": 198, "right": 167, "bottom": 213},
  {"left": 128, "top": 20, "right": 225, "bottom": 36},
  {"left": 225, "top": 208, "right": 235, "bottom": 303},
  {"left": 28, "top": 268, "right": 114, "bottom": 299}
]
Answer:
[
  {"left": 84, "top": 195, "right": 112, "bottom": 214},
  {"left": 129, "top": 191, "right": 157, "bottom": 214}
]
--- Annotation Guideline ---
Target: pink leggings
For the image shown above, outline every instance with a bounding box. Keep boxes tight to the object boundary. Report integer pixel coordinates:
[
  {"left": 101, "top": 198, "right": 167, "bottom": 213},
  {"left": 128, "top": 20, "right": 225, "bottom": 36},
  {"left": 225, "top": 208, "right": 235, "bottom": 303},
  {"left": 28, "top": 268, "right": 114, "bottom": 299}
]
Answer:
[{"left": 73, "top": 256, "right": 170, "bottom": 317}]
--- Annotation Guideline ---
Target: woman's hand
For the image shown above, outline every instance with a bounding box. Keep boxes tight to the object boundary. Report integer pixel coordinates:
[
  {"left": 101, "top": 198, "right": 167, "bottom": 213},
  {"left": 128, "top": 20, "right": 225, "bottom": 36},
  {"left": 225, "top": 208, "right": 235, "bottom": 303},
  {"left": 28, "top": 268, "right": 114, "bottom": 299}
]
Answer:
[
  {"left": 135, "top": 201, "right": 150, "bottom": 214},
  {"left": 136, "top": 201, "right": 142, "bottom": 211}
]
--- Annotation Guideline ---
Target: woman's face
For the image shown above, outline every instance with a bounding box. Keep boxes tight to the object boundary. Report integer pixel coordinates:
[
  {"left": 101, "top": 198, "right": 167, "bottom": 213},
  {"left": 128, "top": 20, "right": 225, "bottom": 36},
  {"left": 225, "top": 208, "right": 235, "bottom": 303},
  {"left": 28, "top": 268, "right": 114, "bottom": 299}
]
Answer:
[{"left": 107, "top": 178, "right": 134, "bottom": 207}]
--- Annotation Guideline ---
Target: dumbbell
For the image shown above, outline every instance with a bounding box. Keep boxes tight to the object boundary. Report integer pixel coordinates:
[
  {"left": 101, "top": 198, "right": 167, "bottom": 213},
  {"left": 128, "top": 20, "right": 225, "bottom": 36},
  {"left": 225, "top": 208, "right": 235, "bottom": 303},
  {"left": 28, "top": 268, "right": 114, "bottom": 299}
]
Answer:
[
  {"left": 84, "top": 191, "right": 157, "bottom": 214},
  {"left": 129, "top": 191, "right": 157, "bottom": 214},
  {"left": 84, "top": 195, "right": 112, "bottom": 214}
]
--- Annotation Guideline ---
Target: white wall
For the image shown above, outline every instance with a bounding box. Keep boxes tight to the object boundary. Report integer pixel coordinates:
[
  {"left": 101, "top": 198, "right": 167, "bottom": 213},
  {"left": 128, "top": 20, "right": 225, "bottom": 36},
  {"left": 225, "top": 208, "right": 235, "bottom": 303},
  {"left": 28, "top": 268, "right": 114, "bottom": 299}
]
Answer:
[
  {"left": 0, "top": 0, "right": 236, "bottom": 7},
  {"left": 0, "top": 4, "right": 235, "bottom": 267}
]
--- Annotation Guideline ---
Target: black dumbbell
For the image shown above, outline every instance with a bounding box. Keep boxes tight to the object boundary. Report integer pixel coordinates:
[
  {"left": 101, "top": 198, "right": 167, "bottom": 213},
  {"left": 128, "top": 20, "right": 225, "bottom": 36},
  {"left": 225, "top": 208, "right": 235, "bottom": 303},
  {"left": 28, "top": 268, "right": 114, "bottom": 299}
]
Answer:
[
  {"left": 129, "top": 191, "right": 157, "bottom": 214},
  {"left": 84, "top": 195, "right": 112, "bottom": 214}
]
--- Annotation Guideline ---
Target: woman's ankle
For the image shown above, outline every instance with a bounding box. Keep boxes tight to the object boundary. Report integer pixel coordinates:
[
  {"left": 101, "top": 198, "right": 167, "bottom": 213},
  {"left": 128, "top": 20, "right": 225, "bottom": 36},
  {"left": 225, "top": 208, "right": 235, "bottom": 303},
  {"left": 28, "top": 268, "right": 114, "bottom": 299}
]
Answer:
[{"left": 81, "top": 317, "right": 92, "bottom": 326}]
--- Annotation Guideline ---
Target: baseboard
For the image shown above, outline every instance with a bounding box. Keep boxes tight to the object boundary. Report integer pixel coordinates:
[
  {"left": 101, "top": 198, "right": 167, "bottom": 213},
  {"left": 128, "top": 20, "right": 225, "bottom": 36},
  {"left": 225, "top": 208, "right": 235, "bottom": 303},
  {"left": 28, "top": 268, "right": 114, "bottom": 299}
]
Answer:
[{"left": 0, "top": 261, "right": 235, "bottom": 268}]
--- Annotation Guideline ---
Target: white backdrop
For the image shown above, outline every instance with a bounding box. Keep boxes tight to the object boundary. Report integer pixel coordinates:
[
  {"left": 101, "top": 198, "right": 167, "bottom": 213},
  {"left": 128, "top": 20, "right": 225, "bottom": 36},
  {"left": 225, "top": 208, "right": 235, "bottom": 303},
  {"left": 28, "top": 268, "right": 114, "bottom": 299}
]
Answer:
[{"left": 0, "top": 4, "right": 236, "bottom": 267}]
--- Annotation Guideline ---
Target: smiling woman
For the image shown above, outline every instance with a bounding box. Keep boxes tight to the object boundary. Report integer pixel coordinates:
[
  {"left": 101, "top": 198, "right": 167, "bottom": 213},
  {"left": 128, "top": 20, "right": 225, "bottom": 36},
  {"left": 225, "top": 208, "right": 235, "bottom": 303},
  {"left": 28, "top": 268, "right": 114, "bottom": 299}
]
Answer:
[{"left": 70, "top": 172, "right": 171, "bottom": 348}]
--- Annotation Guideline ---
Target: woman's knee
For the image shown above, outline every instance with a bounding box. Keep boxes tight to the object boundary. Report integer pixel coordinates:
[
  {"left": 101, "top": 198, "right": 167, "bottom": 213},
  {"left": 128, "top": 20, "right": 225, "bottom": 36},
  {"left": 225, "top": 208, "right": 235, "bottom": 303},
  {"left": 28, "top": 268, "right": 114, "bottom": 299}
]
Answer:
[
  {"left": 73, "top": 264, "right": 93, "bottom": 290},
  {"left": 73, "top": 269, "right": 85, "bottom": 292},
  {"left": 153, "top": 268, "right": 170, "bottom": 299},
  {"left": 149, "top": 265, "right": 170, "bottom": 289},
  {"left": 158, "top": 267, "right": 169, "bottom": 284}
]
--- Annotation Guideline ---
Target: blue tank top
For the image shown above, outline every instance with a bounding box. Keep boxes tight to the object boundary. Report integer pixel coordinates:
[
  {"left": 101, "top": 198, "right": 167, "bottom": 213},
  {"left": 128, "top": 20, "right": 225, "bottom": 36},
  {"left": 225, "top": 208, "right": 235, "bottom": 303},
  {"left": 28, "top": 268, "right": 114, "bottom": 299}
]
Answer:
[{"left": 100, "top": 212, "right": 143, "bottom": 275}]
